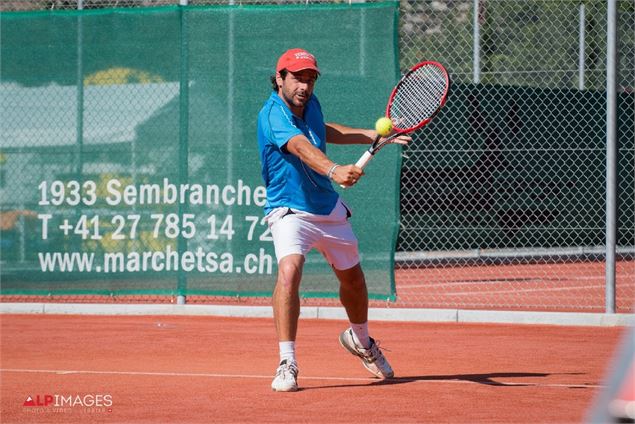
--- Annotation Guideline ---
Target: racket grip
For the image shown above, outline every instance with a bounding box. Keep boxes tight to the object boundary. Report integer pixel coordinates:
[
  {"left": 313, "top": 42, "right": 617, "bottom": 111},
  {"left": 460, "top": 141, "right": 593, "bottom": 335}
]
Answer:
[
  {"left": 339, "top": 151, "right": 374, "bottom": 189},
  {"left": 355, "top": 151, "right": 374, "bottom": 169}
]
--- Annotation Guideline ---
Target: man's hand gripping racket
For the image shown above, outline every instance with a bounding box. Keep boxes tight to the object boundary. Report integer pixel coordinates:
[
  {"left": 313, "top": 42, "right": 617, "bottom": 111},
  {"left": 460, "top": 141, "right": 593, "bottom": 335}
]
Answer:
[{"left": 342, "top": 61, "right": 450, "bottom": 187}]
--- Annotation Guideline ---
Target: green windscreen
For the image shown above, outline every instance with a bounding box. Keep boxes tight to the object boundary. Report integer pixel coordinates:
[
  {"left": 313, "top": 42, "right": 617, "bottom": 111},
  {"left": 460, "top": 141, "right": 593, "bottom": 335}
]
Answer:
[{"left": 0, "top": 3, "right": 401, "bottom": 300}]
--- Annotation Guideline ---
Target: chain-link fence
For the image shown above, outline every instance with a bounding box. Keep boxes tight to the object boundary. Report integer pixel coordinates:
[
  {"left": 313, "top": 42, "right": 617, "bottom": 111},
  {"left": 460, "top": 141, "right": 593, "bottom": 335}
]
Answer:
[
  {"left": 1, "top": 0, "right": 634, "bottom": 313},
  {"left": 393, "top": 0, "right": 634, "bottom": 313},
  {"left": 2, "top": 0, "right": 370, "bottom": 11},
  {"left": 396, "top": 0, "right": 634, "bottom": 313}
]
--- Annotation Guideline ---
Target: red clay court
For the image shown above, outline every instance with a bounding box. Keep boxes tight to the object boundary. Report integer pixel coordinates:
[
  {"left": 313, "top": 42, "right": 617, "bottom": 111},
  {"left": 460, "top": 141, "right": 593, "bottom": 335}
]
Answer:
[{"left": 0, "top": 314, "right": 628, "bottom": 423}]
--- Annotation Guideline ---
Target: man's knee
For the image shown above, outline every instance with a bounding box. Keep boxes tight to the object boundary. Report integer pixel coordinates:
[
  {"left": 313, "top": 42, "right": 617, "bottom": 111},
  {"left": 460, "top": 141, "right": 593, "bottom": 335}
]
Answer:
[
  {"left": 344, "top": 274, "right": 366, "bottom": 291},
  {"left": 276, "top": 255, "right": 304, "bottom": 291},
  {"left": 336, "top": 264, "right": 366, "bottom": 290}
]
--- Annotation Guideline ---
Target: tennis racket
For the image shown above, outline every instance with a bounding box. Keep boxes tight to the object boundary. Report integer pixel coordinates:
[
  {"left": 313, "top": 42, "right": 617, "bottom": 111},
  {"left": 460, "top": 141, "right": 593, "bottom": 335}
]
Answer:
[{"left": 354, "top": 61, "right": 450, "bottom": 171}]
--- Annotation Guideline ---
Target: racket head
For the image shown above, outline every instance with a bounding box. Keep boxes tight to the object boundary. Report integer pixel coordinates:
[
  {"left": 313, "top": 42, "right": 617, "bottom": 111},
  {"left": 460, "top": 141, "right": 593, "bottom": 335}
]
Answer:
[{"left": 386, "top": 61, "right": 450, "bottom": 133}]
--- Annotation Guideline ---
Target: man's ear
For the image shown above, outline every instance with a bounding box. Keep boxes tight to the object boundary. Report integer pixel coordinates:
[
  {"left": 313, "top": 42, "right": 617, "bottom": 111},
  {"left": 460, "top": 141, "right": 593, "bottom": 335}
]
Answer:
[{"left": 275, "top": 72, "right": 283, "bottom": 89}]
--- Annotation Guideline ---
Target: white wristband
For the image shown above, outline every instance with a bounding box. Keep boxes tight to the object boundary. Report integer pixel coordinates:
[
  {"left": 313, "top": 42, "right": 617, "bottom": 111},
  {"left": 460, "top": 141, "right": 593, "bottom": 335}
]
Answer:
[{"left": 327, "top": 164, "right": 339, "bottom": 180}]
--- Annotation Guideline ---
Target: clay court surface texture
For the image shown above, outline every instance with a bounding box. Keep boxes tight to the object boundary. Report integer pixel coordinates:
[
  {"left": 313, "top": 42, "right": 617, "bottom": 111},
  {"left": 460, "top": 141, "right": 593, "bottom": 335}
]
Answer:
[{"left": 0, "top": 314, "right": 626, "bottom": 423}]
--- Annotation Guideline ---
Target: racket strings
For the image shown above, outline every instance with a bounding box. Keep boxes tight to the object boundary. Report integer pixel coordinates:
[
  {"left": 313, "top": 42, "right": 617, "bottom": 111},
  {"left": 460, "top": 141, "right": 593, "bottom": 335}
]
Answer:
[{"left": 390, "top": 65, "right": 447, "bottom": 130}]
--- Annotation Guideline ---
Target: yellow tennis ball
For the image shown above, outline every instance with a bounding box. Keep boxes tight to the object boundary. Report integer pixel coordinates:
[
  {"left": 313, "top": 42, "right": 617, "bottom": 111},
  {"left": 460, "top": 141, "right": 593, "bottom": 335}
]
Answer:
[{"left": 375, "top": 117, "right": 393, "bottom": 137}]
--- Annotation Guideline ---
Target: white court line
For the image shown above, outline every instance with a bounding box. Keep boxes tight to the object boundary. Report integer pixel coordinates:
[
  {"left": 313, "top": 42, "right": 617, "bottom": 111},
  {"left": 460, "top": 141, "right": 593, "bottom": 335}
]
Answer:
[
  {"left": 0, "top": 368, "right": 604, "bottom": 389},
  {"left": 403, "top": 284, "right": 613, "bottom": 296},
  {"left": 399, "top": 273, "right": 635, "bottom": 289},
  {"left": 403, "top": 284, "right": 635, "bottom": 297},
  {"left": 400, "top": 279, "right": 635, "bottom": 292},
  {"left": 0, "top": 368, "right": 361, "bottom": 382},
  {"left": 402, "top": 284, "right": 604, "bottom": 294}
]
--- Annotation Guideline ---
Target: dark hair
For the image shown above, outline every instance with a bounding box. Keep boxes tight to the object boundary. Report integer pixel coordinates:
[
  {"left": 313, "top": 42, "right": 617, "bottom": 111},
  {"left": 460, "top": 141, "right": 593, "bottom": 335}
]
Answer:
[{"left": 270, "top": 69, "right": 288, "bottom": 91}]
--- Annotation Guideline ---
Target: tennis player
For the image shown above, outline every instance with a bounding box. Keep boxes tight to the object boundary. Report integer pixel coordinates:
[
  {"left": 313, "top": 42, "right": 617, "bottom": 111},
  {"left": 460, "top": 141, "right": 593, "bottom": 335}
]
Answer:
[{"left": 257, "top": 48, "right": 410, "bottom": 392}]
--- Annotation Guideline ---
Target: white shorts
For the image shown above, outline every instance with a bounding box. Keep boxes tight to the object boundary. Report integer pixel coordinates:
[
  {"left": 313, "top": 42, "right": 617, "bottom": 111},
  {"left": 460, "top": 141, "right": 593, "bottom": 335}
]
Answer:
[{"left": 265, "top": 199, "right": 360, "bottom": 271}]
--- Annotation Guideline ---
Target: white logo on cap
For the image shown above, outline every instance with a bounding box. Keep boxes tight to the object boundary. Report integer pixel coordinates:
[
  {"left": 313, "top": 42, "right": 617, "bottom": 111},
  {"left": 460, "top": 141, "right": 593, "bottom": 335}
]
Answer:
[{"left": 294, "top": 52, "right": 314, "bottom": 60}]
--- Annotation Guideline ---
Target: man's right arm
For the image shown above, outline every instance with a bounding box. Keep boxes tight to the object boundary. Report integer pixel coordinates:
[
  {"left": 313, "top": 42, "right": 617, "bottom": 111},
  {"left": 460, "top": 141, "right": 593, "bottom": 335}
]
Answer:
[{"left": 286, "top": 135, "right": 363, "bottom": 187}]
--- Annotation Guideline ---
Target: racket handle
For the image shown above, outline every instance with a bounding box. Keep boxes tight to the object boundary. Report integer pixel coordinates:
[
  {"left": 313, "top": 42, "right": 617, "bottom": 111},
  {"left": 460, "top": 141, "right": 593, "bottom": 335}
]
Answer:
[
  {"left": 339, "top": 151, "right": 374, "bottom": 189},
  {"left": 355, "top": 150, "right": 374, "bottom": 169}
]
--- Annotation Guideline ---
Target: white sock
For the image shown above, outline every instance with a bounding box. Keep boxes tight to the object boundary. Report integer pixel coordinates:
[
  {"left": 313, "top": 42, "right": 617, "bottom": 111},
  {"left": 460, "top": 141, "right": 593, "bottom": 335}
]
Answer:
[
  {"left": 279, "top": 341, "right": 296, "bottom": 364},
  {"left": 350, "top": 322, "right": 371, "bottom": 349}
]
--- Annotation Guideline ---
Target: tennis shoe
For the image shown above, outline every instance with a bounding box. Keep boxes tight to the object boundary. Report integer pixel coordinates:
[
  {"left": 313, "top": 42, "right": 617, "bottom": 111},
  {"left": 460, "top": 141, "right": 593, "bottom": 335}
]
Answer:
[
  {"left": 271, "top": 359, "right": 299, "bottom": 392},
  {"left": 339, "top": 328, "right": 394, "bottom": 379}
]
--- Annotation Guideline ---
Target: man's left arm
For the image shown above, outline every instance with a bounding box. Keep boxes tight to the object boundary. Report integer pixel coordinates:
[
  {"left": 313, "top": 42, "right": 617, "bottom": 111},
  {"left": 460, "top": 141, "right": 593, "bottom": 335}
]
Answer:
[
  {"left": 325, "top": 122, "right": 411, "bottom": 146},
  {"left": 325, "top": 123, "right": 375, "bottom": 145}
]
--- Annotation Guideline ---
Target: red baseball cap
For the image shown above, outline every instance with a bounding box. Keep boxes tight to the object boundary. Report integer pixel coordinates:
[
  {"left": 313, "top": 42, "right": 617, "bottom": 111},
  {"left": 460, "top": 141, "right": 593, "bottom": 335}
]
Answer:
[{"left": 276, "top": 48, "right": 320, "bottom": 74}]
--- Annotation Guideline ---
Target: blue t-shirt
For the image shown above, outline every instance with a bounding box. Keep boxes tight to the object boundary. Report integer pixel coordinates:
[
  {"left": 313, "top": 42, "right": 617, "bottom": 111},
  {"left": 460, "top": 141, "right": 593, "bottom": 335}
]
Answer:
[{"left": 257, "top": 92, "right": 339, "bottom": 215}]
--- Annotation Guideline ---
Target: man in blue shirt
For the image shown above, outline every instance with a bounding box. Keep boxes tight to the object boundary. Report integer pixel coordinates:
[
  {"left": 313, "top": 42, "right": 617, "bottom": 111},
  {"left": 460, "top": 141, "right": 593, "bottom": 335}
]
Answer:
[{"left": 257, "top": 48, "right": 410, "bottom": 392}]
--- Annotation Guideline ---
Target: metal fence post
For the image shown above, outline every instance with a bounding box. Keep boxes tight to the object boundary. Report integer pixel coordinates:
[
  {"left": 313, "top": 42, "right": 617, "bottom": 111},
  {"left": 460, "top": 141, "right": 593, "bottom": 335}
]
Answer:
[
  {"left": 605, "top": 0, "right": 617, "bottom": 314},
  {"left": 76, "top": 0, "right": 84, "bottom": 185},
  {"left": 578, "top": 2, "right": 585, "bottom": 91},
  {"left": 75, "top": 0, "right": 85, "bottom": 260},
  {"left": 177, "top": 0, "right": 189, "bottom": 306},
  {"left": 472, "top": 0, "right": 481, "bottom": 84}
]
